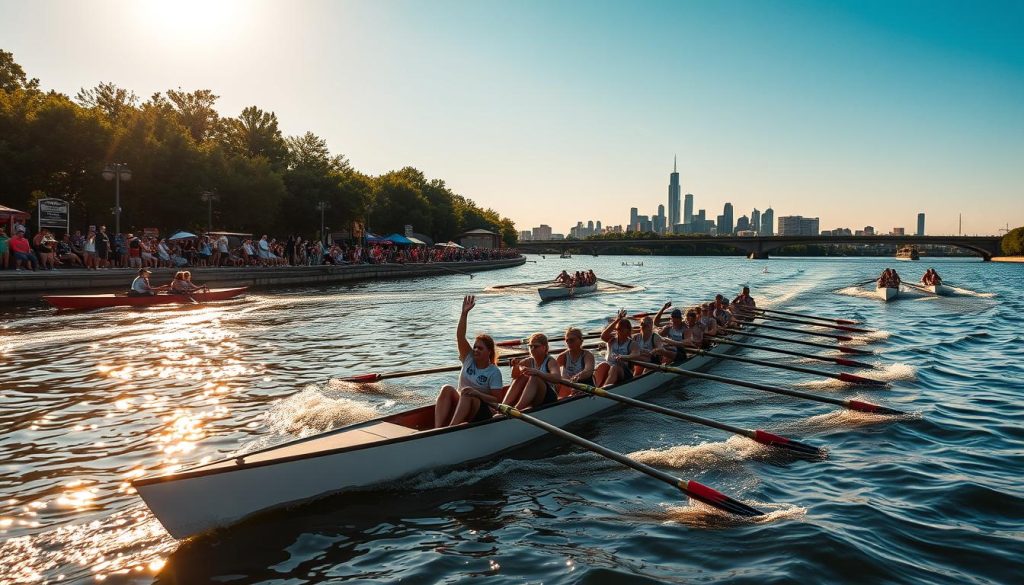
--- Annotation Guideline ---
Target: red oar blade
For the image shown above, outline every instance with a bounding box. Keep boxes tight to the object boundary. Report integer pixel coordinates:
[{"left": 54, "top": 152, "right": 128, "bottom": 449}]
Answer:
[
  {"left": 835, "top": 358, "right": 875, "bottom": 369},
  {"left": 683, "top": 480, "right": 764, "bottom": 517},
  {"left": 836, "top": 319, "right": 861, "bottom": 325},
  {"left": 752, "top": 430, "right": 827, "bottom": 459},
  {"left": 837, "top": 325, "right": 874, "bottom": 333},
  {"left": 846, "top": 399, "right": 905, "bottom": 416},
  {"left": 838, "top": 346, "right": 874, "bottom": 355},
  {"left": 341, "top": 373, "right": 382, "bottom": 383},
  {"left": 838, "top": 372, "right": 887, "bottom": 386}
]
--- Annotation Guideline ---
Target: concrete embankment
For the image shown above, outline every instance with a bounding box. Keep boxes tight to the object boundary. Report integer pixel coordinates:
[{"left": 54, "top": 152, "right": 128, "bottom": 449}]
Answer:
[{"left": 0, "top": 256, "right": 526, "bottom": 305}]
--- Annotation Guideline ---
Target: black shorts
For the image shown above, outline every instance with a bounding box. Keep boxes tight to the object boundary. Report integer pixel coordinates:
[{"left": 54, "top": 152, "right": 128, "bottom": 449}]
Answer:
[
  {"left": 542, "top": 384, "right": 558, "bottom": 405},
  {"left": 472, "top": 401, "right": 495, "bottom": 423}
]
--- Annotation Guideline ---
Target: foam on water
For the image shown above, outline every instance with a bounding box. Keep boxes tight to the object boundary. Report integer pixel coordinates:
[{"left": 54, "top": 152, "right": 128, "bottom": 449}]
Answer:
[
  {"left": 262, "top": 386, "right": 380, "bottom": 438},
  {"left": 836, "top": 285, "right": 879, "bottom": 300},
  {"left": 659, "top": 500, "right": 807, "bottom": 527},
  {"left": 628, "top": 436, "right": 766, "bottom": 469}
]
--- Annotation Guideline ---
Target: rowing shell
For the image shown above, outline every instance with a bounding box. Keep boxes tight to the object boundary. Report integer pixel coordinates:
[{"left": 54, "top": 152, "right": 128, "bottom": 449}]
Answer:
[
  {"left": 133, "top": 333, "right": 746, "bottom": 539},
  {"left": 876, "top": 286, "right": 899, "bottom": 302},
  {"left": 42, "top": 287, "right": 248, "bottom": 310},
  {"left": 538, "top": 283, "right": 597, "bottom": 301}
]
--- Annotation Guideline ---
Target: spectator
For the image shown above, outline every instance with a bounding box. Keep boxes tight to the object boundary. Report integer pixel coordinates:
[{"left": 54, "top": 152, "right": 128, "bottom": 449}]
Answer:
[
  {"left": 0, "top": 227, "right": 9, "bottom": 269},
  {"left": 95, "top": 225, "right": 111, "bottom": 269}
]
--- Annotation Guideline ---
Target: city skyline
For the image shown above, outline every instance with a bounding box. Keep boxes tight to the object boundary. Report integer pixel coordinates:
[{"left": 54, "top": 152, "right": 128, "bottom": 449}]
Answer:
[{"left": 1, "top": 0, "right": 1022, "bottom": 236}]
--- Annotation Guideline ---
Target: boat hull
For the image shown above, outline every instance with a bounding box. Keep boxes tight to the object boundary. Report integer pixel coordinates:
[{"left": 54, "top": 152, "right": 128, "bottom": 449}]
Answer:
[
  {"left": 876, "top": 286, "right": 899, "bottom": 301},
  {"left": 134, "top": 341, "right": 741, "bottom": 539},
  {"left": 925, "top": 284, "right": 950, "bottom": 296},
  {"left": 538, "top": 283, "right": 597, "bottom": 301},
  {"left": 42, "top": 287, "right": 248, "bottom": 310}
]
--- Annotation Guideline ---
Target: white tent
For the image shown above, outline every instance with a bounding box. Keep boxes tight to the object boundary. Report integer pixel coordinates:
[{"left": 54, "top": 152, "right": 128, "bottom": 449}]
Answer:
[{"left": 168, "top": 231, "right": 198, "bottom": 240}]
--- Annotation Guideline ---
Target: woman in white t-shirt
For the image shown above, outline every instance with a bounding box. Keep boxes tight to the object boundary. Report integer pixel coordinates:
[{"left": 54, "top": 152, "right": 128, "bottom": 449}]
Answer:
[{"left": 434, "top": 295, "right": 504, "bottom": 428}]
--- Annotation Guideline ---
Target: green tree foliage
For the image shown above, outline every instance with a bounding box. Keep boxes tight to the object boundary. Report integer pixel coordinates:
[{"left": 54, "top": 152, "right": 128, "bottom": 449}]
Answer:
[
  {"left": 0, "top": 50, "right": 517, "bottom": 242},
  {"left": 1001, "top": 226, "right": 1024, "bottom": 256}
]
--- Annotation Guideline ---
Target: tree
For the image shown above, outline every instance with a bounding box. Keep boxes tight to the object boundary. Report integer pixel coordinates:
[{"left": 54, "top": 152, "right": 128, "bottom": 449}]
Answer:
[
  {"left": 0, "top": 49, "right": 39, "bottom": 92},
  {"left": 75, "top": 82, "right": 139, "bottom": 122},
  {"left": 369, "top": 171, "right": 432, "bottom": 235},
  {"left": 1002, "top": 226, "right": 1024, "bottom": 256},
  {"left": 286, "top": 131, "right": 350, "bottom": 174},
  {"left": 165, "top": 88, "right": 220, "bottom": 143},
  {"left": 222, "top": 106, "right": 288, "bottom": 168}
]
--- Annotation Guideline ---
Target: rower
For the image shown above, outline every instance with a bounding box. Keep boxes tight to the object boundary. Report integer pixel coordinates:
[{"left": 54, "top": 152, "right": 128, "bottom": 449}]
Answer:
[
  {"left": 657, "top": 308, "right": 689, "bottom": 361},
  {"left": 713, "top": 295, "right": 738, "bottom": 328},
  {"left": 698, "top": 303, "right": 720, "bottom": 339},
  {"left": 433, "top": 295, "right": 504, "bottom": 428},
  {"left": 128, "top": 268, "right": 166, "bottom": 296},
  {"left": 594, "top": 309, "right": 636, "bottom": 387},
  {"left": 631, "top": 315, "right": 666, "bottom": 375},
  {"left": 556, "top": 327, "right": 596, "bottom": 388},
  {"left": 502, "top": 333, "right": 561, "bottom": 410},
  {"left": 732, "top": 286, "right": 756, "bottom": 309},
  {"left": 556, "top": 270, "right": 571, "bottom": 285}
]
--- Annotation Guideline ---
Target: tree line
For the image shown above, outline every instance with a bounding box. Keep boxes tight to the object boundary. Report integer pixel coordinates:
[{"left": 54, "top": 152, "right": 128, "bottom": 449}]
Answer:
[{"left": 0, "top": 50, "right": 516, "bottom": 244}]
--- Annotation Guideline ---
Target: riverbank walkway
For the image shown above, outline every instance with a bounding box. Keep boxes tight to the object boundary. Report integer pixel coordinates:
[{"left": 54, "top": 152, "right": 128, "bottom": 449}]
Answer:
[{"left": 0, "top": 256, "right": 526, "bottom": 304}]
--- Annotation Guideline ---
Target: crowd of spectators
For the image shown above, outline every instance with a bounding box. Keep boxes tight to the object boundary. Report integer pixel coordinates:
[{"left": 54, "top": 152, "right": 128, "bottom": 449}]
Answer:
[{"left": 0, "top": 223, "right": 520, "bottom": 272}]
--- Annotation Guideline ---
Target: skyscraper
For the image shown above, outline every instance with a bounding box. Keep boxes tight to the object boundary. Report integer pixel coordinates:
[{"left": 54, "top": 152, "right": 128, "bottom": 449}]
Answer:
[
  {"left": 718, "top": 202, "right": 734, "bottom": 235},
  {"left": 668, "top": 156, "right": 680, "bottom": 228},
  {"left": 629, "top": 207, "right": 638, "bottom": 231},
  {"left": 750, "top": 209, "right": 761, "bottom": 234},
  {"left": 654, "top": 204, "right": 666, "bottom": 234},
  {"left": 917, "top": 213, "right": 925, "bottom": 236},
  {"left": 761, "top": 207, "right": 774, "bottom": 235},
  {"left": 683, "top": 193, "right": 694, "bottom": 225}
]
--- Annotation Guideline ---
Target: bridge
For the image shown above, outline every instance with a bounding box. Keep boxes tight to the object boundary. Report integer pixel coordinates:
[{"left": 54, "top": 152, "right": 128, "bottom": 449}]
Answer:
[{"left": 517, "top": 235, "right": 1003, "bottom": 261}]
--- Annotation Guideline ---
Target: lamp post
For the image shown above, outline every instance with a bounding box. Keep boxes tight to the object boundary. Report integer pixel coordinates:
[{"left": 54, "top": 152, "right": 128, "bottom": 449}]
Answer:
[
  {"left": 316, "top": 201, "right": 330, "bottom": 244},
  {"left": 200, "top": 190, "right": 219, "bottom": 232},
  {"left": 101, "top": 163, "right": 131, "bottom": 234}
]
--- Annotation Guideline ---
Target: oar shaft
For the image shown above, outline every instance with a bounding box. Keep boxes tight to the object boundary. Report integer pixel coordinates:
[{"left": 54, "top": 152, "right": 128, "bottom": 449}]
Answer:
[
  {"left": 495, "top": 404, "right": 764, "bottom": 516},
  {"left": 709, "top": 338, "right": 874, "bottom": 369},
  {"left": 626, "top": 359, "right": 903, "bottom": 415},
  {"left": 693, "top": 349, "right": 885, "bottom": 386},
  {"left": 710, "top": 331, "right": 872, "bottom": 355},
  {"left": 757, "top": 307, "right": 862, "bottom": 325},
  {"left": 734, "top": 310, "right": 873, "bottom": 333},
  {"left": 746, "top": 321, "right": 855, "bottom": 341}
]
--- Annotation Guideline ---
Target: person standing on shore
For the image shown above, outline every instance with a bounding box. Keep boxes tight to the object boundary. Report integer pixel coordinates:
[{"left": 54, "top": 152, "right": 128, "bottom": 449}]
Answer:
[
  {"left": 95, "top": 225, "right": 110, "bottom": 269},
  {"left": 0, "top": 227, "right": 9, "bottom": 270}
]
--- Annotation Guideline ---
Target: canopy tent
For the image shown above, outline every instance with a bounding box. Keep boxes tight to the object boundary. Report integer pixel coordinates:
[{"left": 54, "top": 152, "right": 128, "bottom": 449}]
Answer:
[
  {"left": 1, "top": 204, "right": 30, "bottom": 233},
  {"left": 383, "top": 233, "right": 414, "bottom": 245},
  {"left": 406, "top": 236, "right": 427, "bottom": 245},
  {"left": 365, "top": 233, "right": 393, "bottom": 244},
  {"left": 435, "top": 241, "right": 464, "bottom": 249},
  {"left": 168, "top": 231, "right": 198, "bottom": 240}
]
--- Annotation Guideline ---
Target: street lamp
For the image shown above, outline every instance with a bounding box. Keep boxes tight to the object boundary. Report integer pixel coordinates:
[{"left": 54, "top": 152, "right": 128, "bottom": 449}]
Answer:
[
  {"left": 316, "top": 201, "right": 330, "bottom": 244},
  {"left": 101, "top": 163, "right": 131, "bottom": 234},
  {"left": 200, "top": 190, "right": 220, "bottom": 232}
]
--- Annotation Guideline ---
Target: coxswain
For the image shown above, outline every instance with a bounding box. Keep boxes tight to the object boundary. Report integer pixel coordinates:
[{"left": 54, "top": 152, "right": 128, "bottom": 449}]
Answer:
[
  {"left": 433, "top": 295, "right": 504, "bottom": 428},
  {"left": 128, "top": 268, "right": 166, "bottom": 296},
  {"left": 502, "top": 333, "right": 561, "bottom": 410}
]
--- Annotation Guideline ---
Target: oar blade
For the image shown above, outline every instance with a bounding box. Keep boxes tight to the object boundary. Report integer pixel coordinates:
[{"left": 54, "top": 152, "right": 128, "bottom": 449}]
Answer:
[
  {"left": 683, "top": 480, "right": 764, "bottom": 517},
  {"left": 835, "top": 358, "right": 875, "bottom": 369},
  {"left": 846, "top": 399, "right": 905, "bottom": 416},
  {"left": 342, "top": 373, "right": 382, "bottom": 383},
  {"left": 838, "top": 346, "right": 874, "bottom": 355},
  {"left": 752, "top": 430, "right": 826, "bottom": 459},
  {"left": 838, "top": 372, "right": 887, "bottom": 386}
]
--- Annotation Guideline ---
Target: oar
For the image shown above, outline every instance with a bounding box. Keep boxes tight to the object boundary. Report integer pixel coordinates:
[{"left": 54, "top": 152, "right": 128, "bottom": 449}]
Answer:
[
  {"left": 742, "top": 322, "right": 856, "bottom": 342},
  {"left": 492, "top": 279, "right": 554, "bottom": 289},
  {"left": 708, "top": 331, "right": 873, "bottom": 356},
  {"left": 707, "top": 338, "right": 876, "bottom": 369},
  {"left": 564, "top": 381, "right": 825, "bottom": 458},
  {"left": 688, "top": 348, "right": 886, "bottom": 386},
  {"left": 750, "top": 307, "right": 862, "bottom": 326},
  {"left": 494, "top": 404, "right": 765, "bottom": 517},
  {"left": 855, "top": 278, "right": 878, "bottom": 287},
  {"left": 624, "top": 359, "right": 904, "bottom": 415},
  {"left": 903, "top": 282, "right": 934, "bottom": 294},
  {"left": 732, "top": 309, "right": 874, "bottom": 334}
]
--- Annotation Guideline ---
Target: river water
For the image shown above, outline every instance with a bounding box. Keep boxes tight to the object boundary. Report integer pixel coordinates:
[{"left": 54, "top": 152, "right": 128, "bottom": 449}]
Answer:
[{"left": 1, "top": 256, "right": 1021, "bottom": 584}]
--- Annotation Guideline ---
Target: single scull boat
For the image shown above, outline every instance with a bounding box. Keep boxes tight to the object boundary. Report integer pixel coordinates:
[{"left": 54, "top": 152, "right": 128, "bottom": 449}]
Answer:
[{"left": 43, "top": 287, "right": 248, "bottom": 310}]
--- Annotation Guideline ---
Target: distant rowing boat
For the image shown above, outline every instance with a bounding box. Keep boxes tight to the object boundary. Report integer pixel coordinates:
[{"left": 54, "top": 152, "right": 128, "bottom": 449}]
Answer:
[
  {"left": 876, "top": 286, "right": 899, "bottom": 302},
  {"left": 42, "top": 287, "right": 248, "bottom": 310},
  {"left": 923, "top": 284, "right": 951, "bottom": 296},
  {"left": 538, "top": 282, "right": 597, "bottom": 301}
]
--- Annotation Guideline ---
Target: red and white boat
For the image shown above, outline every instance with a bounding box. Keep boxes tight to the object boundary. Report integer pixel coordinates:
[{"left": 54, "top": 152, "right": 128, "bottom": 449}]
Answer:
[
  {"left": 42, "top": 287, "right": 248, "bottom": 310},
  {"left": 134, "top": 334, "right": 746, "bottom": 540}
]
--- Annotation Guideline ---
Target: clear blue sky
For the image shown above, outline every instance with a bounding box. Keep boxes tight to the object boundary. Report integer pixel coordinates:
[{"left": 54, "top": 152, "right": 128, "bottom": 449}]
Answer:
[{"left": 2, "top": 0, "right": 1022, "bottom": 235}]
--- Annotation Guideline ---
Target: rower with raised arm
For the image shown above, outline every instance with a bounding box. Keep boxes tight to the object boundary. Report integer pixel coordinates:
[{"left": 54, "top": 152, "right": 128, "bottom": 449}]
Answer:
[
  {"left": 732, "top": 286, "right": 756, "bottom": 308},
  {"left": 433, "top": 295, "right": 504, "bottom": 428},
  {"left": 594, "top": 309, "right": 636, "bottom": 387},
  {"left": 502, "top": 333, "right": 561, "bottom": 410}
]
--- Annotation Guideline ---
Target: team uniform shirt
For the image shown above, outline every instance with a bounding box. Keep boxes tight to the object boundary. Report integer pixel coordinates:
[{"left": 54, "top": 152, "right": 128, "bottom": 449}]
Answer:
[
  {"left": 663, "top": 325, "right": 685, "bottom": 342},
  {"left": 458, "top": 355, "right": 503, "bottom": 392},
  {"left": 699, "top": 315, "right": 717, "bottom": 332},
  {"left": 131, "top": 276, "right": 153, "bottom": 294},
  {"left": 632, "top": 332, "right": 662, "bottom": 354},
  {"left": 561, "top": 350, "right": 591, "bottom": 379}
]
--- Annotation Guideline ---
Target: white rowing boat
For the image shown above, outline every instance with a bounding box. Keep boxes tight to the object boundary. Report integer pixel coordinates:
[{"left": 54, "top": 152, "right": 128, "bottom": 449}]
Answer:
[
  {"left": 134, "top": 335, "right": 745, "bottom": 539},
  {"left": 924, "top": 283, "right": 951, "bottom": 296},
  {"left": 537, "top": 282, "right": 597, "bottom": 301},
  {"left": 876, "top": 286, "right": 899, "bottom": 302}
]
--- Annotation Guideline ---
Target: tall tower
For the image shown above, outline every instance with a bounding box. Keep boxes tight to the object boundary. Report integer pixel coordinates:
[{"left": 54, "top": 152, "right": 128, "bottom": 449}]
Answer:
[
  {"left": 761, "top": 207, "right": 774, "bottom": 235},
  {"left": 629, "top": 207, "right": 639, "bottom": 231},
  {"left": 668, "top": 156, "right": 681, "bottom": 228},
  {"left": 683, "top": 193, "right": 694, "bottom": 225},
  {"left": 917, "top": 213, "right": 925, "bottom": 236},
  {"left": 751, "top": 208, "right": 761, "bottom": 234},
  {"left": 721, "top": 202, "right": 734, "bottom": 234}
]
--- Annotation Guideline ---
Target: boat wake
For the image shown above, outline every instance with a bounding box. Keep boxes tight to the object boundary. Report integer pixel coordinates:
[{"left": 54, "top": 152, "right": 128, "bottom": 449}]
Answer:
[
  {"left": 784, "top": 406, "right": 921, "bottom": 433},
  {"left": 405, "top": 454, "right": 589, "bottom": 491},
  {"left": 946, "top": 285, "right": 997, "bottom": 298},
  {"left": 246, "top": 387, "right": 381, "bottom": 447},
  {"left": 835, "top": 286, "right": 877, "bottom": 300},
  {"left": 796, "top": 362, "right": 916, "bottom": 390},
  {"left": 658, "top": 500, "right": 807, "bottom": 527},
  {"left": 628, "top": 436, "right": 766, "bottom": 469}
]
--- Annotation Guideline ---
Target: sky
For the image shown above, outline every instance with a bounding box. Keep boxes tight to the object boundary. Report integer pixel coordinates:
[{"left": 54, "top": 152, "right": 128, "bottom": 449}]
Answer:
[{"left": 1, "top": 0, "right": 1022, "bottom": 236}]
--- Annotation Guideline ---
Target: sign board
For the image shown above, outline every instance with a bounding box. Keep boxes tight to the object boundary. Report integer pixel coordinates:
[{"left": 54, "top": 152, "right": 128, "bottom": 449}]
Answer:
[
  {"left": 38, "top": 198, "right": 69, "bottom": 231},
  {"left": 143, "top": 227, "right": 160, "bottom": 238}
]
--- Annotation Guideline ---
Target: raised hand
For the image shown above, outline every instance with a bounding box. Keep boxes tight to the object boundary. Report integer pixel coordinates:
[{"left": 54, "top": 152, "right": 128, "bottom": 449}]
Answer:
[{"left": 462, "top": 295, "right": 476, "bottom": 314}]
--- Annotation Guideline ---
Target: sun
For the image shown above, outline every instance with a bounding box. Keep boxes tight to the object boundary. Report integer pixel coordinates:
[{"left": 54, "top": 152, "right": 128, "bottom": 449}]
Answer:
[{"left": 135, "top": 0, "right": 251, "bottom": 46}]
